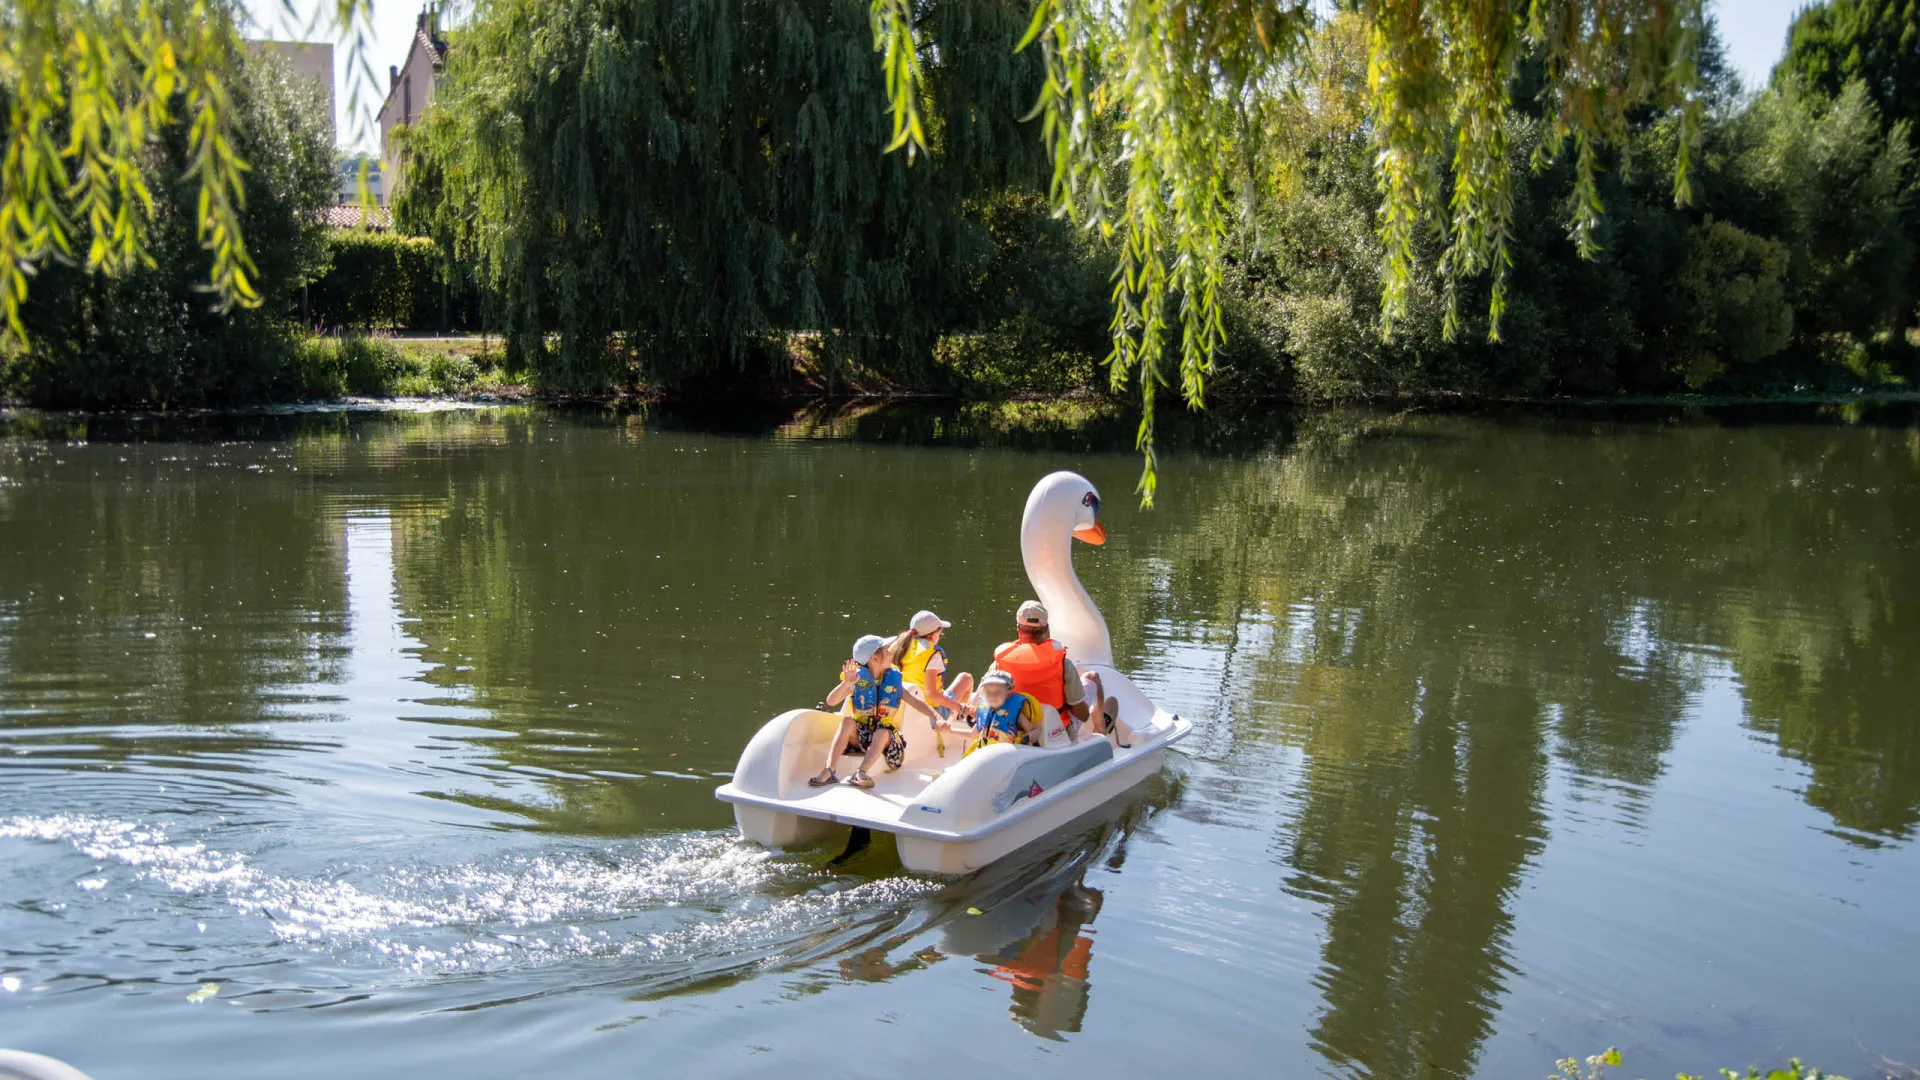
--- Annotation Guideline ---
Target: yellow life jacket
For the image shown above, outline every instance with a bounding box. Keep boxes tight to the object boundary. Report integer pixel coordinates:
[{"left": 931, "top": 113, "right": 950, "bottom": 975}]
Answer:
[{"left": 897, "top": 635, "right": 945, "bottom": 699}]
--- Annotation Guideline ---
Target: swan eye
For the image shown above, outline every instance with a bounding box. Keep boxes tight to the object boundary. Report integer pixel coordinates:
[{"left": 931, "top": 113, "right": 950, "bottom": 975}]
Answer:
[{"left": 1082, "top": 492, "right": 1100, "bottom": 515}]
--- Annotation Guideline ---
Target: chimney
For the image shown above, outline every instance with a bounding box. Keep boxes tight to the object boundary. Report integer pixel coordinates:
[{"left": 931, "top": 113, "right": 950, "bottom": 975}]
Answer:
[
  {"left": 390, "top": 64, "right": 399, "bottom": 89},
  {"left": 416, "top": 6, "right": 428, "bottom": 31}
]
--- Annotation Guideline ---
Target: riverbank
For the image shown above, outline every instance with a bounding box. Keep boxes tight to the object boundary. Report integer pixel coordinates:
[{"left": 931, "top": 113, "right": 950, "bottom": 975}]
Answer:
[{"left": 10, "top": 328, "right": 1920, "bottom": 416}]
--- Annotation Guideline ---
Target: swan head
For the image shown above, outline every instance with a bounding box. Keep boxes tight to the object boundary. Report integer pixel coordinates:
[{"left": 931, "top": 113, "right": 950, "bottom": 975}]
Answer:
[
  {"left": 1071, "top": 487, "right": 1106, "bottom": 545},
  {"left": 1024, "top": 470, "right": 1108, "bottom": 545}
]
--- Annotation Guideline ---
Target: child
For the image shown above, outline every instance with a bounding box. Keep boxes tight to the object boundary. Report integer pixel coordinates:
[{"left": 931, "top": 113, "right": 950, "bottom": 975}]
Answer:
[
  {"left": 939, "top": 670, "right": 1043, "bottom": 756},
  {"left": 809, "top": 633, "right": 937, "bottom": 789},
  {"left": 892, "top": 610, "right": 975, "bottom": 757}
]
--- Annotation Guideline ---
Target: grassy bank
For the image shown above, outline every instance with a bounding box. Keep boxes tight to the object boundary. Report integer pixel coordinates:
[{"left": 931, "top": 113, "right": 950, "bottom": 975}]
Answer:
[{"left": 289, "top": 334, "right": 530, "bottom": 400}]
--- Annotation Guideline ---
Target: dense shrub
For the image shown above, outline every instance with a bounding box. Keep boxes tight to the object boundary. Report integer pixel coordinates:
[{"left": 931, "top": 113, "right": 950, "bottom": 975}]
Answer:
[
  {"left": 1671, "top": 219, "right": 1794, "bottom": 387},
  {"left": 4, "top": 52, "right": 335, "bottom": 406},
  {"left": 306, "top": 231, "right": 444, "bottom": 331}
]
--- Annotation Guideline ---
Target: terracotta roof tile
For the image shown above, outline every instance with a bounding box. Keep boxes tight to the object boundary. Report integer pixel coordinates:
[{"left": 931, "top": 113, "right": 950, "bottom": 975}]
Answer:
[{"left": 320, "top": 204, "right": 392, "bottom": 229}]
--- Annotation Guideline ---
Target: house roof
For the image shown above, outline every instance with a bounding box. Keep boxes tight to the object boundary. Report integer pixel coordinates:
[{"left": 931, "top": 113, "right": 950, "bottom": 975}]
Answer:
[
  {"left": 378, "top": 8, "right": 450, "bottom": 119},
  {"left": 320, "top": 204, "right": 392, "bottom": 229}
]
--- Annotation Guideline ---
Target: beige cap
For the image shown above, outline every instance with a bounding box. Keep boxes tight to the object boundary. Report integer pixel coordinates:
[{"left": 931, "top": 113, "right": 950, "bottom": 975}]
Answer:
[
  {"left": 1016, "top": 600, "right": 1048, "bottom": 626},
  {"left": 910, "top": 610, "right": 951, "bottom": 635}
]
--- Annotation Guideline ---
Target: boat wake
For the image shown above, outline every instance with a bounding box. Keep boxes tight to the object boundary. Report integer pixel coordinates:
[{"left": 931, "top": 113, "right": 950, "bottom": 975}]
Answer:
[
  {"left": 0, "top": 812, "right": 941, "bottom": 1008},
  {"left": 0, "top": 774, "right": 1163, "bottom": 1014}
]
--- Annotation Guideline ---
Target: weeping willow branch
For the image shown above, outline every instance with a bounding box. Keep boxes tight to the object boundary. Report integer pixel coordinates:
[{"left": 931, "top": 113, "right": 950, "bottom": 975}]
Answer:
[
  {"left": 876, "top": 0, "right": 1705, "bottom": 504},
  {"left": 869, "top": 0, "right": 927, "bottom": 159},
  {"left": 1, "top": 0, "right": 377, "bottom": 350}
]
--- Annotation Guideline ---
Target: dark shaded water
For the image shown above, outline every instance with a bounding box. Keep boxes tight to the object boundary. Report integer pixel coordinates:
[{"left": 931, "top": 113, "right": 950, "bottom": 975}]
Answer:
[{"left": 1, "top": 401, "right": 1916, "bottom": 1079}]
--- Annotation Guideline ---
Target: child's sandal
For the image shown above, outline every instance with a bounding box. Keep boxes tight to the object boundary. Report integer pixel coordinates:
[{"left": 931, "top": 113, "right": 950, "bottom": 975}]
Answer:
[
  {"left": 807, "top": 769, "right": 840, "bottom": 787},
  {"left": 845, "top": 771, "right": 875, "bottom": 789}
]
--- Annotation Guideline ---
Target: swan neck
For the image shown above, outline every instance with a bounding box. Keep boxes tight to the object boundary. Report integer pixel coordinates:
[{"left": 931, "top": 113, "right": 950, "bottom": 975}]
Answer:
[{"left": 1020, "top": 499, "right": 1113, "bottom": 668}]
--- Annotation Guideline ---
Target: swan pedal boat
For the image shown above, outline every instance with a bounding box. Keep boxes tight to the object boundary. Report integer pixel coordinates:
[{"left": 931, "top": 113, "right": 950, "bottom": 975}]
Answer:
[{"left": 715, "top": 471, "right": 1193, "bottom": 874}]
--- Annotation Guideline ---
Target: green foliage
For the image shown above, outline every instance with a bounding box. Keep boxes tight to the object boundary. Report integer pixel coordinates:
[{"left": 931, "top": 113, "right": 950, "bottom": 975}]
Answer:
[
  {"left": 930, "top": 323, "right": 1101, "bottom": 398},
  {"left": 291, "top": 333, "right": 514, "bottom": 397},
  {"left": 1220, "top": 16, "right": 1685, "bottom": 400},
  {"left": 1778, "top": 0, "right": 1920, "bottom": 131},
  {"left": 1209, "top": 16, "right": 1917, "bottom": 402},
  {"left": 1672, "top": 219, "right": 1794, "bottom": 387},
  {"left": 403, "top": 0, "right": 1051, "bottom": 391},
  {"left": 0, "top": 0, "right": 287, "bottom": 347},
  {"left": 2, "top": 49, "right": 335, "bottom": 406},
  {"left": 1734, "top": 80, "right": 1915, "bottom": 347},
  {"left": 878, "top": 0, "right": 1705, "bottom": 499},
  {"left": 926, "top": 189, "right": 1110, "bottom": 396},
  {"left": 1549, "top": 1047, "right": 1622, "bottom": 1080},
  {"left": 307, "top": 230, "right": 444, "bottom": 331}
]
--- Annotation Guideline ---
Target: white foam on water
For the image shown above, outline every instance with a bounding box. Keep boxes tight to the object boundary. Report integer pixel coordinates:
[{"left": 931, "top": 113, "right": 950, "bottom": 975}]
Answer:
[{"left": 0, "top": 813, "right": 933, "bottom": 981}]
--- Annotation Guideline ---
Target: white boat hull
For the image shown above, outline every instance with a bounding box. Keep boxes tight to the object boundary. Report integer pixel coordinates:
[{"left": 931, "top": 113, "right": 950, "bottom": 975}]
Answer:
[
  {"left": 892, "top": 744, "right": 1170, "bottom": 873},
  {"left": 716, "top": 665, "right": 1189, "bottom": 874}
]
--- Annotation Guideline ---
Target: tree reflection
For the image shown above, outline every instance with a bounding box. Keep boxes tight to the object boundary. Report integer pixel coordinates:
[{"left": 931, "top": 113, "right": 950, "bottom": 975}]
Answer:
[
  {"left": 1140, "top": 407, "right": 1919, "bottom": 1076},
  {"left": 0, "top": 431, "right": 347, "bottom": 752}
]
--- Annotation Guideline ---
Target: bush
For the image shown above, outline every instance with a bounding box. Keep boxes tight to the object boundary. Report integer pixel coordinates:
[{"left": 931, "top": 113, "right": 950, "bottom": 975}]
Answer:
[
  {"left": 1672, "top": 219, "right": 1795, "bottom": 387},
  {"left": 930, "top": 317, "right": 1104, "bottom": 399},
  {"left": 306, "top": 231, "right": 444, "bottom": 331}
]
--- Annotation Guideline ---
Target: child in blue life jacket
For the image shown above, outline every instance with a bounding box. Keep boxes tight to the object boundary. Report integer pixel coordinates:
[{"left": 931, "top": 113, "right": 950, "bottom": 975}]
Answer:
[
  {"left": 937, "top": 669, "right": 1043, "bottom": 756},
  {"left": 808, "top": 633, "right": 938, "bottom": 790}
]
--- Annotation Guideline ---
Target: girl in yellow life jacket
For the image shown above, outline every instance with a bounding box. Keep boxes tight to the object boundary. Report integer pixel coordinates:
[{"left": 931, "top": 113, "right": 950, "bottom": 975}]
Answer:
[{"left": 892, "top": 610, "right": 975, "bottom": 756}]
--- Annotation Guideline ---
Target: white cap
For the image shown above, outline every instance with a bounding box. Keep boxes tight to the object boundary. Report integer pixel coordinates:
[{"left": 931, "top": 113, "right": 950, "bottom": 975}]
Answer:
[
  {"left": 851, "top": 634, "right": 889, "bottom": 664},
  {"left": 1016, "top": 600, "right": 1048, "bottom": 626},
  {"left": 911, "top": 610, "right": 951, "bottom": 635}
]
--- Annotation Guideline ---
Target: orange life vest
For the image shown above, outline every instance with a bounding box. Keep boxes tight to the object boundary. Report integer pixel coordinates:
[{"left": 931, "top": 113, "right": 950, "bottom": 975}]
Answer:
[{"left": 994, "top": 638, "right": 1068, "bottom": 709}]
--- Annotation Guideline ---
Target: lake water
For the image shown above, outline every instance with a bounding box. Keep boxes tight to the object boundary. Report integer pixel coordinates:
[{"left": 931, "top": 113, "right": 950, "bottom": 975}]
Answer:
[{"left": 1, "top": 402, "right": 1916, "bottom": 1080}]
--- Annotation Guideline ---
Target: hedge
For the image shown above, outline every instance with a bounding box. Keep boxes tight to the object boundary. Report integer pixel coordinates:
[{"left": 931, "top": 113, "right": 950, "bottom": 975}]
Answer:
[{"left": 306, "top": 230, "right": 459, "bottom": 331}]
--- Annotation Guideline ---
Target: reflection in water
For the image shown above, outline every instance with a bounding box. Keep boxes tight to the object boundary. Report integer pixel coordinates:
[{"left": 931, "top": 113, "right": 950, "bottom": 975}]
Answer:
[
  {"left": 980, "top": 872, "right": 1102, "bottom": 1040},
  {"left": 0, "top": 404, "right": 1917, "bottom": 1079}
]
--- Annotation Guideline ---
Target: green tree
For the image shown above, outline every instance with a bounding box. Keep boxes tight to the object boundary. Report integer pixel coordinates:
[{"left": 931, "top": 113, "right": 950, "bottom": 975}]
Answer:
[
  {"left": 891, "top": 0, "right": 1706, "bottom": 496},
  {"left": 4, "top": 49, "right": 336, "bottom": 404},
  {"left": 1778, "top": 0, "right": 1920, "bottom": 130},
  {"left": 1219, "top": 15, "right": 1718, "bottom": 400},
  {"left": 1776, "top": 1, "right": 1920, "bottom": 336},
  {"left": 1670, "top": 218, "right": 1793, "bottom": 387},
  {"left": 1735, "top": 80, "right": 1914, "bottom": 348},
  {"left": 0, "top": 0, "right": 347, "bottom": 346},
  {"left": 10, "top": 0, "right": 1705, "bottom": 479},
  {"left": 399, "top": 0, "right": 1054, "bottom": 389}
]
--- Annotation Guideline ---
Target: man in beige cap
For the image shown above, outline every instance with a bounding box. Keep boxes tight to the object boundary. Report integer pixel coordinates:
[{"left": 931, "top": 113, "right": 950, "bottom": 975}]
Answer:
[{"left": 991, "top": 600, "right": 1091, "bottom": 731}]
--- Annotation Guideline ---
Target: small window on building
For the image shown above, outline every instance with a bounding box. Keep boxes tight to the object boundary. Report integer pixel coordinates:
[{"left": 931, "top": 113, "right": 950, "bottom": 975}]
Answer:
[{"left": 403, "top": 75, "right": 412, "bottom": 126}]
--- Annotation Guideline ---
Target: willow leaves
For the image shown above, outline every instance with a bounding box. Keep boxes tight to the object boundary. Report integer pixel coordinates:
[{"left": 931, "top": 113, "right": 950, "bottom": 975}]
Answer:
[{"left": 876, "top": 0, "right": 1706, "bottom": 502}]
